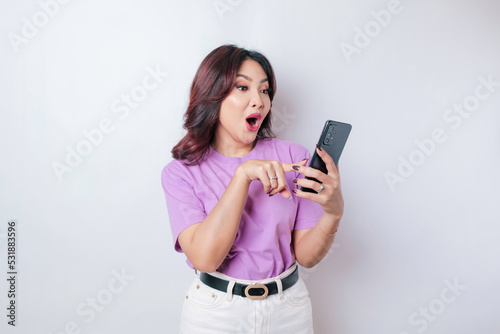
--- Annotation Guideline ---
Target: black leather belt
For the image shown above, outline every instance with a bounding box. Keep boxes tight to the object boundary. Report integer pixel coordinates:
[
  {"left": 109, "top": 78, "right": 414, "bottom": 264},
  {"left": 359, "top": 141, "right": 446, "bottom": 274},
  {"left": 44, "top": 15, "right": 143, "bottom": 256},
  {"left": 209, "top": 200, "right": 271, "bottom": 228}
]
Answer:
[{"left": 199, "top": 266, "right": 299, "bottom": 300}]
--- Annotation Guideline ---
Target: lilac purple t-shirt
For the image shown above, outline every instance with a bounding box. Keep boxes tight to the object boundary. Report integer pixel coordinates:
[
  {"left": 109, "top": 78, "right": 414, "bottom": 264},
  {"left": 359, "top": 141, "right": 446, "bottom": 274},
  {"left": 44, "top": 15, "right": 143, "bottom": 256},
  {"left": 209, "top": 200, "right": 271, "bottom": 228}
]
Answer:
[{"left": 161, "top": 138, "right": 324, "bottom": 280}]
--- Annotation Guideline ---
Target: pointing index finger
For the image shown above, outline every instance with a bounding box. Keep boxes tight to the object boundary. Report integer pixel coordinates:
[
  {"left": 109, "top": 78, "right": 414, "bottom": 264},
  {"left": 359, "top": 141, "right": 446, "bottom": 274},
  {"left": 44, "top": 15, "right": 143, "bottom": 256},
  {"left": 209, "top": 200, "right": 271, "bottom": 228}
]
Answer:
[{"left": 282, "top": 158, "right": 308, "bottom": 173}]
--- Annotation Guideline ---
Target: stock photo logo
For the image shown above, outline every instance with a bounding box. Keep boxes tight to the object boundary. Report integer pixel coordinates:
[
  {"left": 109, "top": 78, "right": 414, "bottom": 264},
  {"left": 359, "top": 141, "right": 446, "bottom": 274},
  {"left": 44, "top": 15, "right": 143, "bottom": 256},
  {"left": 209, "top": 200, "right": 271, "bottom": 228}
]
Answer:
[
  {"left": 340, "top": 0, "right": 404, "bottom": 64},
  {"left": 271, "top": 105, "right": 296, "bottom": 135},
  {"left": 213, "top": 0, "right": 243, "bottom": 21},
  {"left": 7, "top": 0, "right": 74, "bottom": 53},
  {"left": 398, "top": 278, "right": 466, "bottom": 334},
  {"left": 385, "top": 74, "right": 499, "bottom": 192},
  {"left": 48, "top": 268, "right": 134, "bottom": 334},
  {"left": 51, "top": 65, "right": 168, "bottom": 182}
]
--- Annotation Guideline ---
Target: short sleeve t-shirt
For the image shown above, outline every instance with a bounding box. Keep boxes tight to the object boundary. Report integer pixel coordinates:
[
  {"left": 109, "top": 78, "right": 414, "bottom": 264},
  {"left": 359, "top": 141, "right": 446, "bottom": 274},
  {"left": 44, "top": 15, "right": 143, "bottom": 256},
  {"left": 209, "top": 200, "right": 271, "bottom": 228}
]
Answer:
[{"left": 161, "top": 138, "right": 324, "bottom": 280}]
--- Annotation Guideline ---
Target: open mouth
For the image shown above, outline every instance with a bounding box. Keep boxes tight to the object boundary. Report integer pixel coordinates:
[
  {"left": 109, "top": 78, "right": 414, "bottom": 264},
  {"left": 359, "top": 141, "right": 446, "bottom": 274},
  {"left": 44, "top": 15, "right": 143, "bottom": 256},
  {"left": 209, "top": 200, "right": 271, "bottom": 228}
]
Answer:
[
  {"left": 246, "top": 117, "right": 258, "bottom": 127},
  {"left": 245, "top": 113, "right": 262, "bottom": 131}
]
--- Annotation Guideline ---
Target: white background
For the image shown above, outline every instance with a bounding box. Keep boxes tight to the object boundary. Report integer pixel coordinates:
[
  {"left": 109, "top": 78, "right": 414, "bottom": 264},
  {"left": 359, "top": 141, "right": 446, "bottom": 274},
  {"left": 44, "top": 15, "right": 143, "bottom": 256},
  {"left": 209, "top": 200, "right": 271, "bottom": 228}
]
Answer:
[{"left": 1, "top": 0, "right": 499, "bottom": 333}]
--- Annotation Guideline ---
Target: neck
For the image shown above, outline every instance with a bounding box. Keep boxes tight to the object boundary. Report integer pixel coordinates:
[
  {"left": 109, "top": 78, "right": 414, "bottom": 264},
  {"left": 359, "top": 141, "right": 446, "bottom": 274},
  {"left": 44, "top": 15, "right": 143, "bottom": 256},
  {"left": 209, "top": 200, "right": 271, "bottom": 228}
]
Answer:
[{"left": 211, "top": 137, "right": 256, "bottom": 157}]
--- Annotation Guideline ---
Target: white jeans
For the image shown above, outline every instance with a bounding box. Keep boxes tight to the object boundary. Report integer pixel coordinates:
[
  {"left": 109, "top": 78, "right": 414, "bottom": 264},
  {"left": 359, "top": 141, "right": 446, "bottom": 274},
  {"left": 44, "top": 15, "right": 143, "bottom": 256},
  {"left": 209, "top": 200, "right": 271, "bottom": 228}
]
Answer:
[{"left": 179, "top": 264, "right": 314, "bottom": 334}]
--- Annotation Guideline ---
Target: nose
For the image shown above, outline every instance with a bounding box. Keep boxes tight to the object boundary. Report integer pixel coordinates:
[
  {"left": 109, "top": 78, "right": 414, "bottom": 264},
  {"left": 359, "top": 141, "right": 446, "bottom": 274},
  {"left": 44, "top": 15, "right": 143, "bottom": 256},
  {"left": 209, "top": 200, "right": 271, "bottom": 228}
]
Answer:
[{"left": 250, "top": 90, "right": 264, "bottom": 109}]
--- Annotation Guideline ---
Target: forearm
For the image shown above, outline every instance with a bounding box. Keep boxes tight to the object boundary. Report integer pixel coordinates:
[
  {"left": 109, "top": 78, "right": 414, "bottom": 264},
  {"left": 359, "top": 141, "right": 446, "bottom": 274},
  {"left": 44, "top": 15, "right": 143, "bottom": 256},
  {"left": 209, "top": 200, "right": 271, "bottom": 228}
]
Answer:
[
  {"left": 294, "top": 212, "right": 341, "bottom": 268},
  {"left": 184, "top": 166, "right": 250, "bottom": 272}
]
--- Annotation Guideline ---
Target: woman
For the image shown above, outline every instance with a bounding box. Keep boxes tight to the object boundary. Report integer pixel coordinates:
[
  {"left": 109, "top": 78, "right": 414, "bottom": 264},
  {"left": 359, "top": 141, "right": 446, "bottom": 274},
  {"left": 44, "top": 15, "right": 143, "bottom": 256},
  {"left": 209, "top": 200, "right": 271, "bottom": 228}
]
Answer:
[{"left": 161, "top": 44, "right": 344, "bottom": 333}]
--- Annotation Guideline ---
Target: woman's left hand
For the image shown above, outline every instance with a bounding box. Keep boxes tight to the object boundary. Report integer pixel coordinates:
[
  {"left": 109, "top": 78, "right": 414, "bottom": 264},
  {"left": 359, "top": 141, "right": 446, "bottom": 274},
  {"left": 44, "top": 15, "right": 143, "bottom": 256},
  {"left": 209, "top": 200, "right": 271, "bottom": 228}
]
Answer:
[{"left": 291, "top": 145, "right": 344, "bottom": 219}]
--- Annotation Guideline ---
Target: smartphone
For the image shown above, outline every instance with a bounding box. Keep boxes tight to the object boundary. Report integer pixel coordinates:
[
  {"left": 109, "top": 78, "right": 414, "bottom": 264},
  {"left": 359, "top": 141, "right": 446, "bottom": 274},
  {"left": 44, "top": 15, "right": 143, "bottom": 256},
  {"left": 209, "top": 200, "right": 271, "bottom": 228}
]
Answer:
[{"left": 301, "top": 120, "right": 352, "bottom": 193}]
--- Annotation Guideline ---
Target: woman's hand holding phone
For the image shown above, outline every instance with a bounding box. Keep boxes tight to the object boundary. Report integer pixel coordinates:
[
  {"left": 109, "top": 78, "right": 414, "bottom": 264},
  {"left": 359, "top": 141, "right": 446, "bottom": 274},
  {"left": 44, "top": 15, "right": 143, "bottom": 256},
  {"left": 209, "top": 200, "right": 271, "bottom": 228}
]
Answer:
[{"left": 291, "top": 146, "right": 344, "bottom": 218}]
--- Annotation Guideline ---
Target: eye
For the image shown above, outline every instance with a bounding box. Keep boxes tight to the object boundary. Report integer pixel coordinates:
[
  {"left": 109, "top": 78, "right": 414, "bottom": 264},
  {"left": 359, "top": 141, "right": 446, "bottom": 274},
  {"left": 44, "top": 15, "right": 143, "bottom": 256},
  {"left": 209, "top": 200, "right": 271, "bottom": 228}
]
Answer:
[
  {"left": 261, "top": 88, "right": 270, "bottom": 94},
  {"left": 236, "top": 85, "right": 248, "bottom": 91}
]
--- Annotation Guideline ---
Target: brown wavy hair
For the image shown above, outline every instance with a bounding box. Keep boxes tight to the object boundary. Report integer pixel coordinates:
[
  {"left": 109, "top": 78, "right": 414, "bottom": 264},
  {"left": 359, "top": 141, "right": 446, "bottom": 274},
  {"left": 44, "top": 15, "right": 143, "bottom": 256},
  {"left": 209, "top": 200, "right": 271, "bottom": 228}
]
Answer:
[{"left": 171, "top": 44, "right": 277, "bottom": 165}]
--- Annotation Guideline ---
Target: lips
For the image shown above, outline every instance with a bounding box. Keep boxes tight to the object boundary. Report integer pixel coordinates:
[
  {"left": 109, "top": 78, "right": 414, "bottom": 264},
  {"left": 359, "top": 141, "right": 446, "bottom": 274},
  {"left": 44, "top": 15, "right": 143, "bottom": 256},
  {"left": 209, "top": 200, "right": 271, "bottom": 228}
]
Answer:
[{"left": 245, "top": 113, "right": 262, "bottom": 132}]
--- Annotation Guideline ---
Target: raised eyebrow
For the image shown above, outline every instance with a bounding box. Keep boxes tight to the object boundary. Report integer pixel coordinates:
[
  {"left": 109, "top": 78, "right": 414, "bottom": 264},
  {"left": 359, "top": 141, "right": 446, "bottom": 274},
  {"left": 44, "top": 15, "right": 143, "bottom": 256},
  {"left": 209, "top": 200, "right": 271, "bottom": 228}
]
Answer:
[{"left": 236, "top": 74, "right": 269, "bottom": 84}]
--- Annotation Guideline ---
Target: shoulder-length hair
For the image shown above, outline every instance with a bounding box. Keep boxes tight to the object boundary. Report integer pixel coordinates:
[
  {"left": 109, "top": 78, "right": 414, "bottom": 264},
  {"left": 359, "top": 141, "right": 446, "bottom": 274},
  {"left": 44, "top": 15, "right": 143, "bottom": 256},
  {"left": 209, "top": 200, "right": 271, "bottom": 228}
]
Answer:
[{"left": 171, "top": 44, "right": 277, "bottom": 165}]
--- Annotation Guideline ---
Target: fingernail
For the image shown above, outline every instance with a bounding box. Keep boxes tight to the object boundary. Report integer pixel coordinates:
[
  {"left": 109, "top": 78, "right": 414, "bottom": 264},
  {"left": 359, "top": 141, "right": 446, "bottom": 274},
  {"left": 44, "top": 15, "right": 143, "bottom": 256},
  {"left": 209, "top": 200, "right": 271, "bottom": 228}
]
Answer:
[
  {"left": 292, "top": 189, "right": 298, "bottom": 194},
  {"left": 302, "top": 158, "right": 309, "bottom": 162},
  {"left": 267, "top": 187, "right": 274, "bottom": 194},
  {"left": 269, "top": 193, "right": 275, "bottom": 197},
  {"left": 293, "top": 178, "right": 298, "bottom": 184},
  {"left": 292, "top": 165, "right": 300, "bottom": 171},
  {"left": 316, "top": 144, "right": 323, "bottom": 151},
  {"left": 288, "top": 195, "right": 292, "bottom": 200}
]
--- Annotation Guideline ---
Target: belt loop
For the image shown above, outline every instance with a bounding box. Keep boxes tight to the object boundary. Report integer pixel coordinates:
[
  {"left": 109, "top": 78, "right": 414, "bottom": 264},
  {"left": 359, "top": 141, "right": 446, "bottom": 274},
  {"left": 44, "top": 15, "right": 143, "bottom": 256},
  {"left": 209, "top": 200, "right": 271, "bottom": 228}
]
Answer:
[
  {"left": 275, "top": 277, "right": 284, "bottom": 300},
  {"left": 226, "top": 279, "right": 236, "bottom": 302}
]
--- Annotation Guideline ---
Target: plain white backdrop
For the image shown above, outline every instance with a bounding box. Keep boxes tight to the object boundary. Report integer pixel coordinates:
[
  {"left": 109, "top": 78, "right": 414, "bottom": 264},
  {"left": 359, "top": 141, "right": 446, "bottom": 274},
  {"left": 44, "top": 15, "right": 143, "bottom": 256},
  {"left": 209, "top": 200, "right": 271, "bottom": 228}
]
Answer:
[{"left": 1, "top": 0, "right": 499, "bottom": 333}]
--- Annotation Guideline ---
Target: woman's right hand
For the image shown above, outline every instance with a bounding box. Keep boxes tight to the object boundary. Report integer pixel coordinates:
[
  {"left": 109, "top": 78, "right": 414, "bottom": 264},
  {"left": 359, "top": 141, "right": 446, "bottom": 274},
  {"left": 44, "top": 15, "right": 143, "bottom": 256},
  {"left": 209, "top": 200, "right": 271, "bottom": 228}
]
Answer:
[{"left": 238, "top": 159, "right": 309, "bottom": 198}]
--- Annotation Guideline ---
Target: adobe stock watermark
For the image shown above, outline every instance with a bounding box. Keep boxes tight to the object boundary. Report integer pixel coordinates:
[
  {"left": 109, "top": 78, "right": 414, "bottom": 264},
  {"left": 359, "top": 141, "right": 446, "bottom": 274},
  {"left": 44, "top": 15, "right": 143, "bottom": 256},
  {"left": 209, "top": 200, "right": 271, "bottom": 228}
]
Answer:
[
  {"left": 7, "top": 0, "right": 74, "bottom": 54},
  {"left": 397, "top": 278, "right": 466, "bottom": 334},
  {"left": 298, "top": 242, "right": 340, "bottom": 282},
  {"left": 385, "top": 74, "right": 499, "bottom": 192},
  {"left": 51, "top": 64, "right": 168, "bottom": 182},
  {"left": 213, "top": 0, "right": 243, "bottom": 21},
  {"left": 272, "top": 105, "right": 296, "bottom": 135},
  {"left": 48, "top": 268, "right": 134, "bottom": 334},
  {"left": 340, "top": 0, "right": 404, "bottom": 64}
]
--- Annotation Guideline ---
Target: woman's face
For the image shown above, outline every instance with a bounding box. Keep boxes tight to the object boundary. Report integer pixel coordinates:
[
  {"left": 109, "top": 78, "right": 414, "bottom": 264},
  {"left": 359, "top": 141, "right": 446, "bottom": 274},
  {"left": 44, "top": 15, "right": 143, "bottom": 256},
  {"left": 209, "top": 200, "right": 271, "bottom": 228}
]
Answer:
[{"left": 214, "top": 59, "right": 271, "bottom": 152}]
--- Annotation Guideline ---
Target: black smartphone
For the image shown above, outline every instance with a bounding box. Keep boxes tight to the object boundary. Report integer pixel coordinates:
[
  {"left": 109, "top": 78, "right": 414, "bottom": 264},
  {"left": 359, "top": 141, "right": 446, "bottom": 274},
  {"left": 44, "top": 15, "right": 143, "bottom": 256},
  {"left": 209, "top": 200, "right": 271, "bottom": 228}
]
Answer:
[{"left": 301, "top": 120, "right": 352, "bottom": 193}]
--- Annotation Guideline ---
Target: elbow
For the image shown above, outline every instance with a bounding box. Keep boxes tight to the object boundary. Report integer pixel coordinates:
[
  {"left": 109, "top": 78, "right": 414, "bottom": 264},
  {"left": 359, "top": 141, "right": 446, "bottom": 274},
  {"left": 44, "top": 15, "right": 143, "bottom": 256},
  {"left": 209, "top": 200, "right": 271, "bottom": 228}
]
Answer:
[
  {"left": 295, "top": 254, "right": 316, "bottom": 269},
  {"left": 295, "top": 253, "right": 319, "bottom": 269},
  {"left": 296, "top": 258, "right": 317, "bottom": 269},
  {"left": 179, "top": 231, "right": 226, "bottom": 273},
  {"left": 193, "top": 262, "right": 219, "bottom": 273},
  {"left": 188, "top": 254, "right": 223, "bottom": 273}
]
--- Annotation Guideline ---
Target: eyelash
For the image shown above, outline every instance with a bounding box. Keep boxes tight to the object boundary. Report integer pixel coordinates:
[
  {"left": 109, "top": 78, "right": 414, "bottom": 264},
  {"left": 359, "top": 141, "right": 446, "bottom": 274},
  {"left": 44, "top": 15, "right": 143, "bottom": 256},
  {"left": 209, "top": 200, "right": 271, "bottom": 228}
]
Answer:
[{"left": 236, "top": 85, "right": 270, "bottom": 94}]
